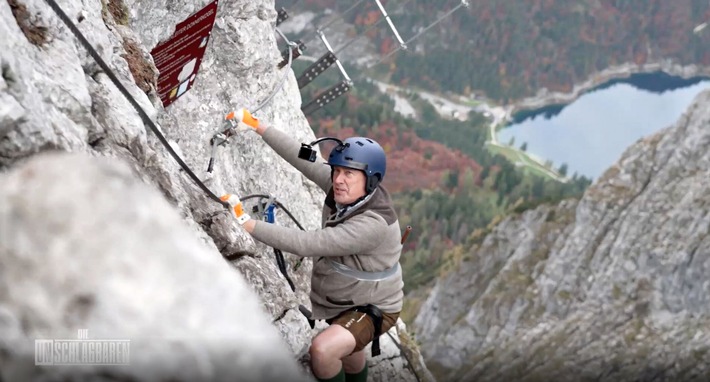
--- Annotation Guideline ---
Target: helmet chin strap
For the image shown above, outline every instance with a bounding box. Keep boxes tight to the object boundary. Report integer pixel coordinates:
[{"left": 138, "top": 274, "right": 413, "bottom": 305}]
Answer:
[
  {"left": 335, "top": 189, "right": 377, "bottom": 219},
  {"left": 366, "top": 174, "right": 382, "bottom": 193}
]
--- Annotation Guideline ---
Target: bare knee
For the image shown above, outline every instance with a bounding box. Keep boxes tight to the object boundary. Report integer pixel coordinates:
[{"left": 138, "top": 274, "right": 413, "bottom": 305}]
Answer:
[
  {"left": 309, "top": 325, "right": 355, "bottom": 363},
  {"left": 309, "top": 336, "right": 333, "bottom": 364}
]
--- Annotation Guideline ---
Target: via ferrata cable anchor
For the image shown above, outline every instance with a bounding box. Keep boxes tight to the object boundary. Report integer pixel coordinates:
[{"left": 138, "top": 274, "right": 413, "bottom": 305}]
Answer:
[{"left": 206, "top": 112, "right": 240, "bottom": 173}]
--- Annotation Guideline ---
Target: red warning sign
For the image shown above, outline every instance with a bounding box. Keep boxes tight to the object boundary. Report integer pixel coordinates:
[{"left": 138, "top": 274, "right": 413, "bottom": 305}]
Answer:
[{"left": 150, "top": 0, "right": 218, "bottom": 107}]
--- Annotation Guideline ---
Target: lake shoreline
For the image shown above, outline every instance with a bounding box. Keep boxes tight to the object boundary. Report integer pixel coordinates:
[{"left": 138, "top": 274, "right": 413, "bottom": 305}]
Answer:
[
  {"left": 499, "top": 69, "right": 710, "bottom": 179},
  {"left": 509, "top": 60, "right": 710, "bottom": 116}
]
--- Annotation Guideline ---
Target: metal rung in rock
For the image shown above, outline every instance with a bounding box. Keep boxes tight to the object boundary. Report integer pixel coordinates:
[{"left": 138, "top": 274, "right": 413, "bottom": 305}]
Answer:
[
  {"left": 301, "top": 80, "right": 352, "bottom": 115},
  {"left": 278, "top": 40, "right": 306, "bottom": 69},
  {"left": 297, "top": 51, "right": 337, "bottom": 89},
  {"left": 276, "top": 8, "right": 289, "bottom": 26}
]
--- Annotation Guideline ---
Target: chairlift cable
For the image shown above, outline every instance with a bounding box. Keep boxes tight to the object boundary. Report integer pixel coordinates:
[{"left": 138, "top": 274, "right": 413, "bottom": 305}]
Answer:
[
  {"left": 301, "top": 0, "right": 368, "bottom": 50},
  {"left": 403, "top": 0, "right": 468, "bottom": 47},
  {"left": 374, "top": 0, "right": 406, "bottom": 47},
  {"left": 319, "top": 0, "right": 367, "bottom": 33},
  {"left": 335, "top": 0, "right": 415, "bottom": 57},
  {"left": 333, "top": 16, "right": 385, "bottom": 55},
  {"left": 356, "top": 0, "right": 469, "bottom": 79}
]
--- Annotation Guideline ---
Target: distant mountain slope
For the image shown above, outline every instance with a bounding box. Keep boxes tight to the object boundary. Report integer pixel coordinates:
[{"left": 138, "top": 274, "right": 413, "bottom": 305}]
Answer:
[{"left": 413, "top": 89, "right": 710, "bottom": 381}]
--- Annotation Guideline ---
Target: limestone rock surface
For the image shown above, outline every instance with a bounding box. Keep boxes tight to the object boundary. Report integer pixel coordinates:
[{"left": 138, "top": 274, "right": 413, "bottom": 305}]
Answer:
[
  {"left": 414, "top": 91, "right": 710, "bottom": 381},
  {"left": 0, "top": 0, "right": 427, "bottom": 380}
]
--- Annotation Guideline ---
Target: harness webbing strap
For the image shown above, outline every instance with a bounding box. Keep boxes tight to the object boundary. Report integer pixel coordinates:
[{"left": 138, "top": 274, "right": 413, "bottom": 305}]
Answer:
[
  {"left": 328, "top": 260, "right": 399, "bottom": 281},
  {"left": 299, "top": 304, "right": 315, "bottom": 329},
  {"left": 353, "top": 304, "right": 384, "bottom": 357}
]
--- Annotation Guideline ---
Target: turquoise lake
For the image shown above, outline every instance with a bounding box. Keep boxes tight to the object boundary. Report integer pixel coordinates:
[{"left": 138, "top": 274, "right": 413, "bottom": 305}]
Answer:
[{"left": 498, "top": 72, "right": 710, "bottom": 179}]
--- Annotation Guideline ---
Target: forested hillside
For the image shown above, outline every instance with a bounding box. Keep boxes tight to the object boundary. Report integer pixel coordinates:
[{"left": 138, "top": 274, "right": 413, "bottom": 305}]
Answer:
[{"left": 285, "top": 0, "right": 710, "bottom": 102}]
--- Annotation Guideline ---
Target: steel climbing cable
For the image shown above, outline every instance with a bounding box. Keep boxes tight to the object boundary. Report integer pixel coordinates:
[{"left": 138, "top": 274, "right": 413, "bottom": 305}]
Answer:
[
  {"left": 42, "top": 0, "right": 230, "bottom": 209},
  {"left": 44, "top": 0, "right": 298, "bottom": 209},
  {"left": 207, "top": 25, "right": 296, "bottom": 115},
  {"left": 251, "top": 27, "right": 297, "bottom": 114},
  {"left": 46, "top": 0, "right": 306, "bottom": 297},
  {"left": 206, "top": 28, "right": 295, "bottom": 173},
  {"left": 241, "top": 194, "right": 306, "bottom": 289},
  {"left": 241, "top": 194, "right": 305, "bottom": 230},
  {"left": 374, "top": 0, "right": 407, "bottom": 48},
  {"left": 385, "top": 331, "right": 422, "bottom": 382}
]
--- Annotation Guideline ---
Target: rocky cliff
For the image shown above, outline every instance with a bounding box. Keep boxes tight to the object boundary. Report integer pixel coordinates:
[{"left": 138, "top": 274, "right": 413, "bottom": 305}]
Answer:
[
  {"left": 414, "top": 90, "right": 710, "bottom": 381},
  {"left": 0, "top": 0, "right": 429, "bottom": 380}
]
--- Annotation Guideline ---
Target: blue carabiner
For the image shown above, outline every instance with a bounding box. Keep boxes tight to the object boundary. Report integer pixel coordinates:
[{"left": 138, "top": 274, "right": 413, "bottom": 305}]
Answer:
[{"left": 263, "top": 202, "right": 276, "bottom": 224}]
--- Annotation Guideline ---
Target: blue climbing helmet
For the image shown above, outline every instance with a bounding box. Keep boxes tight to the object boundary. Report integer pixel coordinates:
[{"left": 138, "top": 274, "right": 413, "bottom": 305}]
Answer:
[{"left": 328, "top": 137, "right": 386, "bottom": 194}]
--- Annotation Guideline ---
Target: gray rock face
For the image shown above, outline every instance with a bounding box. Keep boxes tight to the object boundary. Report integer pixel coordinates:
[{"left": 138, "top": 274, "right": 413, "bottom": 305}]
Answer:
[
  {"left": 0, "top": 0, "right": 426, "bottom": 380},
  {"left": 0, "top": 153, "right": 308, "bottom": 381},
  {"left": 414, "top": 91, "right": 710, "bottom": 381}
]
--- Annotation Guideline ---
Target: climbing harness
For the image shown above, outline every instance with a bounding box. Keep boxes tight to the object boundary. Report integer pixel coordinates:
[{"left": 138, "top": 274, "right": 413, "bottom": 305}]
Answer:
[
  {"left": 355, "top": 304, "right": 384, "bottom": 356},
  {"left": 299, "top": 304, "right": 420, "bottom": 382},
  {"left": 328, "top": 260, "right": 400, "bottom": 282},
  {"left": 300, "top": 226, "right": 414, "bottom": 350}
]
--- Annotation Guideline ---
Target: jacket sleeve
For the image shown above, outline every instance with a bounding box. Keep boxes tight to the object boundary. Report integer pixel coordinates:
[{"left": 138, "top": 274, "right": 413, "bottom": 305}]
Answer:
[
  {"left": 250, "top": 212, "right": 388, "bottom": 257},
  {"left": 261, "top": 126, "right": 332, "bottom": 193}
]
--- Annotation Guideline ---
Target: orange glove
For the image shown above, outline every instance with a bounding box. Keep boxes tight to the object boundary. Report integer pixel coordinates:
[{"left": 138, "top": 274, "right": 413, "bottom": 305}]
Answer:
[
  {"left": 220, "top": 194, "right": 251, "bottom": 225},
  {"left": 225, "top": 108, "right": 259, "bottom": 131}
]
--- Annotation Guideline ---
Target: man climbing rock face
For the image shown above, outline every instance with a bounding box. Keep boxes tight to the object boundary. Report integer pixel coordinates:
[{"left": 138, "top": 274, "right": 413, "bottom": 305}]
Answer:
[{"left": 221, "top": 109, "right": 405, "bottom": 382}]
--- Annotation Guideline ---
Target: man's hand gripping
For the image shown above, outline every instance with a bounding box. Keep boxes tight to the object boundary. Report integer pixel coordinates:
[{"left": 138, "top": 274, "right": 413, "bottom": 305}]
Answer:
[
  {"left": 220, "top": 194, "right": 251, "bottom": 225},
  {"left": 225, "top": 108, "right": 260, "bottom": 132}
]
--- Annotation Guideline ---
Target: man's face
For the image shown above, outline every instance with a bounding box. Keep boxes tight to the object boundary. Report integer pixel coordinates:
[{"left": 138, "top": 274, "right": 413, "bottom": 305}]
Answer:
[{"left": 332, "top": 166, "right": 367, "bottom": 205}]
